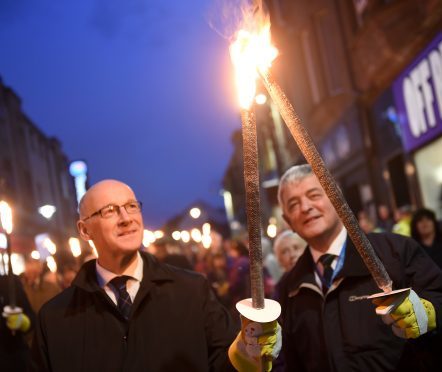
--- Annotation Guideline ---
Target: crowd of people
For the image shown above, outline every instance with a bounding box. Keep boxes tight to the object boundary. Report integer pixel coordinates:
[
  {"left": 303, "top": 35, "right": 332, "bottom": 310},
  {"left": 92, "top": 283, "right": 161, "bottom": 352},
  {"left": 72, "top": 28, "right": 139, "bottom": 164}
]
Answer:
[{"left": 0, "top": 165, "right": 441, "bottom": 371}]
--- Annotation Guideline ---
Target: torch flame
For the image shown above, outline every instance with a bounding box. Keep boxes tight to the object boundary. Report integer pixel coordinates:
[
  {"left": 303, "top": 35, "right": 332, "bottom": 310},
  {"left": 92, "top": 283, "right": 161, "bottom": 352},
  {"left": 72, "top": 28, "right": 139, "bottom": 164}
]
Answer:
[
  {"left": 0, "top": 201, "right": 13, "bottom": 234},
  {"left": 230, "top": 22, "right": 277, "bottom": 109}
]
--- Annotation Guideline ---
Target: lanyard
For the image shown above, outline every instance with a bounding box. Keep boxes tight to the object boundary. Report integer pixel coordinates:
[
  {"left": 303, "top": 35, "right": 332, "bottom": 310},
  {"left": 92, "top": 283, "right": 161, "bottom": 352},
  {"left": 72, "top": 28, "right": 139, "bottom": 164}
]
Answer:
[
  {"left": 314, "top": 239, "right": 347, "bottom": 286},
  {"left": 331, "top": 240, "right": 346, "bottom": 282}
]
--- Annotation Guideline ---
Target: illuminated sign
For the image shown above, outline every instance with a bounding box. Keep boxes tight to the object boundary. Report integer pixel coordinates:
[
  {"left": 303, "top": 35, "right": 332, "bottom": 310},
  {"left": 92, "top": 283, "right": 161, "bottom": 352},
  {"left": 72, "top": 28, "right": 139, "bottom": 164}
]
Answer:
[{"left": 393, "top": 33, "right": 442, "bottom": 152}]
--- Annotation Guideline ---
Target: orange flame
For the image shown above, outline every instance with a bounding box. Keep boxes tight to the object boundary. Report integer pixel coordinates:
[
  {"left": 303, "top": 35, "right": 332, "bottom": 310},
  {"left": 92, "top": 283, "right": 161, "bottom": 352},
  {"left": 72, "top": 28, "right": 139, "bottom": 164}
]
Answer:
[{"left": 230, "top": 21, "right": 277, "bottom": 109}]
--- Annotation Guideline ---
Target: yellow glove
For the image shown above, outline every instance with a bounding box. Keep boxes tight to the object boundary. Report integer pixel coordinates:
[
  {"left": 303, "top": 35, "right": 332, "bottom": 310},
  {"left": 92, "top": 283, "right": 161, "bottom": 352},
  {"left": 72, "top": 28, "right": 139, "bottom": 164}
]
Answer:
[
  {"left": 6, "top": 313, "right": 31, "bottom": 332},
  {"left": 3, "top": 306, "right": 31, "bottom": 333},
  {"left": 228, "top": 315, "right": 281, "bottom": 372},
  {"left": 373, "top": 289, "right": 436, "bottom": 339}
]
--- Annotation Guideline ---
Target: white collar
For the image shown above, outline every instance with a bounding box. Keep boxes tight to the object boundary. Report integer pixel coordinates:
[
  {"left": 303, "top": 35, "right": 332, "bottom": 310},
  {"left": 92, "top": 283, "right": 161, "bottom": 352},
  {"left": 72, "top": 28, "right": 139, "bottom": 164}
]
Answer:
[
  {"left": 309, "top": 227, "right": 347, "bottom": 264},
  {"left": 96, "top": 250, "right": 143, "bottom": 288}
]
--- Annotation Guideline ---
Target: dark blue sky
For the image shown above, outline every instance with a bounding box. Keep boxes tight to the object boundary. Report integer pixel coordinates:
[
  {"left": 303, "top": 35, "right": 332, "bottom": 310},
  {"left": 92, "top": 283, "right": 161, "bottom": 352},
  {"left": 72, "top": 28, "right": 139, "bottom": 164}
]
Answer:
[{"left": 0, "top": 0, "right": 243, "bottom": 228}]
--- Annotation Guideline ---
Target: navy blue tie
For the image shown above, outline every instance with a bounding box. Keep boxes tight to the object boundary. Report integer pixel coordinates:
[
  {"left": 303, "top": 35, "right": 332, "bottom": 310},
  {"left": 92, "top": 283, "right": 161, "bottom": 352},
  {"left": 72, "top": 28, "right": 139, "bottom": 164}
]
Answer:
[
  {"left": 319, "top": 254, "right": 336, "bottom": 291},
  {"left": 110, "top": 276, "right": 132, "bottom": 320}
]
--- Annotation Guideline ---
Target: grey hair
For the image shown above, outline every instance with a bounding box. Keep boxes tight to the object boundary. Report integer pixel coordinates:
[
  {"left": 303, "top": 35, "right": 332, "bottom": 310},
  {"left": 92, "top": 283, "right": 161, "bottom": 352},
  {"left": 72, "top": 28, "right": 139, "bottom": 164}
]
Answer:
[
  {"left": 273, "top": 230, "right": 307, "bottom": 253},
  {"left": 277, "top": 164, "right": 313, "bottom": 206}
]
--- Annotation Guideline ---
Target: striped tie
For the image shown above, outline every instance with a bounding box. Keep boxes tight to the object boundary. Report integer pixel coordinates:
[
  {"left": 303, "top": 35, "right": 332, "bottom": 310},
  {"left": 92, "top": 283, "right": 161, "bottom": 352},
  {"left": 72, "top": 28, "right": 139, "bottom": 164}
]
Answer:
[
  {"left": 319, "top": 254, "right": 336, "bottom": 291},
  {"left": 110, "top": 276, "right": 132, "bottom": 320}
]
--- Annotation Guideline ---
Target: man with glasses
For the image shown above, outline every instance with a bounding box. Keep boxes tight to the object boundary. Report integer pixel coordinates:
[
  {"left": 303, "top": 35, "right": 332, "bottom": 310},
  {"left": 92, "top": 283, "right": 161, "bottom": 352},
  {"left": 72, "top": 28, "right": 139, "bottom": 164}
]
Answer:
[{"left": 30, "top": 179, "right": 239, "bottom": 371}]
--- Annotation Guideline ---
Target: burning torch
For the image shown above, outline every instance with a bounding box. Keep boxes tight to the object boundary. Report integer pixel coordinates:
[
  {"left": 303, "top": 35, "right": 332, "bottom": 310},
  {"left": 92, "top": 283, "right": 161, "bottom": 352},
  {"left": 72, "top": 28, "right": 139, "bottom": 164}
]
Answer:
[
  {"left": 230, "top": 23, "right": 281, "bottom": 323},
  {"left": 228, "top": 2, "right": 401, "bottom": 302}
]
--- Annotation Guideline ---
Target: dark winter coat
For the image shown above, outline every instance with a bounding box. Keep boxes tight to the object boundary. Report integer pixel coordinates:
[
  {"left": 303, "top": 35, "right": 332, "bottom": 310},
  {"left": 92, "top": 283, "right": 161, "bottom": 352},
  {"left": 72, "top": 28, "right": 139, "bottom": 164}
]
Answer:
[
  {"left": 279, "top": 232, "right": 442, "bottom": 372},
  {"left": 0, "top": 274, "right": 35, "bottom": 372},
  {"left": 31, "top": 251, "right": 236, "bottom": 372}
]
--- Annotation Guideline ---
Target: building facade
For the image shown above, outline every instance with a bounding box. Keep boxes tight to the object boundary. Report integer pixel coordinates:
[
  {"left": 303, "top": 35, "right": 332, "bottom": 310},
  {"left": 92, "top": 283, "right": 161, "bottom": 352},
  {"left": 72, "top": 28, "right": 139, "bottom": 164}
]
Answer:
[{"left": 0, "top": 77, "right": 78, "bottom": 263}]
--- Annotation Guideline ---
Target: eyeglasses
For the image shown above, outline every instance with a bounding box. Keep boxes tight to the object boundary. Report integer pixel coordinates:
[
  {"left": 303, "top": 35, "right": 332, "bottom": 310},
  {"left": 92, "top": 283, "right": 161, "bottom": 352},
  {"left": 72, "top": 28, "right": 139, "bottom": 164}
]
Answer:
[{"left": 82, "top": 201, "right": 142, "bottom": 221}]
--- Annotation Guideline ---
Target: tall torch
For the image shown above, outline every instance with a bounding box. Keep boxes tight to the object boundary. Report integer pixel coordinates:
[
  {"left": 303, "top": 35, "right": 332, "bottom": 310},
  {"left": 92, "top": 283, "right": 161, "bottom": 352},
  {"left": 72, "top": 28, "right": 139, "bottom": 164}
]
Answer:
[
  {"left": 0, "top": 200, "right": 22, "bottom": 321},
  {"left": 230, "top": 25, "right": 280, "bottom": 322}
]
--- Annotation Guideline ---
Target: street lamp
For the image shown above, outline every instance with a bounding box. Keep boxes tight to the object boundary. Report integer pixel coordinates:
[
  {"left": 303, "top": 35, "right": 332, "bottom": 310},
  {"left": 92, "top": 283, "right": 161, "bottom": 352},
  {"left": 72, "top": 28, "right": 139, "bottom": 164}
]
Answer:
[
  {"left": 38, "top": 205, "right": 57, "bottom": 219},
  {"left": 189, "top": 207, "right": 201, "bottom": 219}
]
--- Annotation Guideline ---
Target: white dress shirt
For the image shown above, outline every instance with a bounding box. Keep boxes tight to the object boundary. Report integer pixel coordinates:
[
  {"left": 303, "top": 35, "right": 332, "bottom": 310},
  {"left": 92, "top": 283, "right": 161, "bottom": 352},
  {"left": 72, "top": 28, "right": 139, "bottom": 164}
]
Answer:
[
  {"left": 96, "top": 251, "right": 144, "bottom": 305},
  {"left": 309, "top": 227, "right": 347, "bottom": 289}
]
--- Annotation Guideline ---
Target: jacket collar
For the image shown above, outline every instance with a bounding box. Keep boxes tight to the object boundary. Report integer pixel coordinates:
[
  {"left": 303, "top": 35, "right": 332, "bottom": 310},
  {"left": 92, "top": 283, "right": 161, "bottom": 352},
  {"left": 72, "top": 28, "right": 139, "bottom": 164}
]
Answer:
[
  {"left": 286, "top": 237, "right": 371, "bottom": 294},
  {"left": 72, "top": 250, "right": 175, "bottom": 294}
]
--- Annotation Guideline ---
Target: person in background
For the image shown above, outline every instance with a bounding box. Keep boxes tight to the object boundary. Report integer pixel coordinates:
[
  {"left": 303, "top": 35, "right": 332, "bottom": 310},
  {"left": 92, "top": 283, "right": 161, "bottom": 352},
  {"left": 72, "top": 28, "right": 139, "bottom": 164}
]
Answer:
[
  {"left": 377, "top": 204, "right": 395, "bottom": 232},
  {"left": 20, "top": 258, "right": 61, "bottom": 315},
  {"left": 262, "top": 236, "right": 283, "bottom": 284},
  {"left": 277, "top": 164, "right": 442, "bottom": 371},
  {"left": 273, "top": 230, "right": 307, "bottom": 273},
  {"left": 411, "top": 207, "right": 442, "bottom": 269},
  {"left": 392, "top": 205, "right": 413, "bottom": 237},
  {"left": 1, "top": 274, "right": 35, "bottom": 372}
]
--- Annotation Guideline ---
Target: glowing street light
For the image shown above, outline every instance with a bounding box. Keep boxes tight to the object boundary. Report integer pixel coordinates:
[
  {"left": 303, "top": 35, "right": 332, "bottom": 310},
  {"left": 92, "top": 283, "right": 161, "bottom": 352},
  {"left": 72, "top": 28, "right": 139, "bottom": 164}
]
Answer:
[
  {"left": 38, "top": 205, "right": 57, "bottom": 219},
  {"left": 181, "top": 231, "right": 190, "bottom": 243},
  {"left": 0, "top": 201, "right": 13, "bottom": 234},
  {"left": 46, "top": 256, "right": 57, "bottom": 273},
  {"left": 43, "top": 238, "right": 57, "bottom": 255},
  {"left": 189, "top": 207, "right": 201, "bottom": 219},
  {"left": 69, "top": 237, "right": 82, "bottom": 258},
  {"left": 191, "top": 228, "right": 202, "bottom": 243},
  {"left": 172, "top": 231, "right": 181, "bottom": 241}
]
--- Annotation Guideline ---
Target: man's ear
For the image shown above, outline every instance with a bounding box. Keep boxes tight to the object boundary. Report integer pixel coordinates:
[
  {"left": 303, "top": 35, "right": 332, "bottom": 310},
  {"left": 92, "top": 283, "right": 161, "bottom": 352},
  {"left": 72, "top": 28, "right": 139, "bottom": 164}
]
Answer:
[{"left": 77, "top": 220, "right": 92, "bottom": 241}]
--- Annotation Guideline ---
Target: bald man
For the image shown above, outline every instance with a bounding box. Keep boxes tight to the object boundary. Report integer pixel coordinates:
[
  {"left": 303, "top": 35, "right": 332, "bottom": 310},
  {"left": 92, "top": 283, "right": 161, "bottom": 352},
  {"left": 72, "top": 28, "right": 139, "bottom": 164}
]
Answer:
[{"left": 31, "top": 180, "right": 236, "bottom": 372}]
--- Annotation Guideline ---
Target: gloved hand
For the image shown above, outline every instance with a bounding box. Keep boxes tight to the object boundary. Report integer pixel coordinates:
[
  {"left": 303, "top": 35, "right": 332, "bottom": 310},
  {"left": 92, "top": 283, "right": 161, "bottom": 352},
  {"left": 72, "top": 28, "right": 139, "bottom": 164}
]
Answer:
[
  {"left": 228, "top": 315, "right": 281, "bottom": 372},
  {"left": 373, "top": 289, "right": 436, "bottom": 339},
  {"left": 3, "top": 306, "right": 31, "bottom": 333}
]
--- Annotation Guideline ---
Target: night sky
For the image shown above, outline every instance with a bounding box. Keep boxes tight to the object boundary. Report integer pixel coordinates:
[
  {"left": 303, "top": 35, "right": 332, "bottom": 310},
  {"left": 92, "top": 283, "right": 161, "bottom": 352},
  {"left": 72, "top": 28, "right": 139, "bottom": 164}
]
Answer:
[{"left": 0, "top": 0, "right": 244, "bottom": 228}]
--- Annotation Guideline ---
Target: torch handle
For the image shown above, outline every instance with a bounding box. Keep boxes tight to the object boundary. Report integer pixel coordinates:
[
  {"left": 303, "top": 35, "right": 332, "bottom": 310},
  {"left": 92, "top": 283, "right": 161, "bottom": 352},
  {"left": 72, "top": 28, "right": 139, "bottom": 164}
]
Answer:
[
  {"left": 260, "top": 70, "right": 392, "bottom": 293},
  {"left": 241, "top": 108, "right": 265, "bottom": 309},
  {"left": 6, "top": 234, "right": 16, "bottom": 308}
]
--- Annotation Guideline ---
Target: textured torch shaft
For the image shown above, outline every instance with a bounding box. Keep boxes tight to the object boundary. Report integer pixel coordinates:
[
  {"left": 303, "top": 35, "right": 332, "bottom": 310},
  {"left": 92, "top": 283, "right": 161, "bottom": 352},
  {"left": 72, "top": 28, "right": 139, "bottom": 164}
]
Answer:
[
  {"left": 6, "top": 234, "right": 16, "bottom": 307},
  {"left": 260, "top": 70, "right": 392, "bottom": 293},
  {"left": 240, "top": 109, "right": 265, "bottom": 309}
]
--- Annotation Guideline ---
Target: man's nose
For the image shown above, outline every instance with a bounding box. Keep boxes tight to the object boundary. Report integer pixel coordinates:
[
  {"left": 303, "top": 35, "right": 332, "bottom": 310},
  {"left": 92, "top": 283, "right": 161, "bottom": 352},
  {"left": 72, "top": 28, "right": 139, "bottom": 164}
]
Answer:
[
  {"left": 300, "top": 198, "right": 312, "bottom": 212},
  {"left": 117, "top": 207, "right": 131, "bottom": 223}
]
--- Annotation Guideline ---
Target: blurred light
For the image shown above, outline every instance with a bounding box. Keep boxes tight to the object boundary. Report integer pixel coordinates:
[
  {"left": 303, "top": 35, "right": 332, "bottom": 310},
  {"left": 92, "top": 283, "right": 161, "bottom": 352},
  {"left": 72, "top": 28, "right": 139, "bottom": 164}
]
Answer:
[
  {"left": 267, "top": 223, "right": 277, "bottom": 238},
  {"left": 3, "top": 253, "right": 25, "bottom": 275},
  {"left": 69, "top": 237, "right": 82, "bottom": 257},
  {"left": 436, "top": 166, "right": 442, "bottom": 183},
  {"left": 43, "top": 238, "right": 57, "bottom": 255},
  {"left": 181, "top": 231, "right": 190, "bottom": 243},
  {"left": 0, "top": 233, "right": 6, "bottom": 249},
  {"left": 31, "top": 250, "right": 41, "bottom": 260},
  {"left": 46, "top": 256, "right": 57, "bottom": 273},
  {"left": 172, "top": 231, "right": 181, "bottom": 241},
  {"left": 0, "top": 200, "right": 13, "bottom": 234},
  {"left": 38, "top": 205, "right": 56, "bottom": 219},
  {"left": 154, "top": 230, "right": 164, "bottom": 239},
  {"left": 405, "top": 162, "right": 415, "bottom": 176},
  {"left": 191, "top": 228, "right": 202, "bottom": 243},
  {"left": 202, "top": 235, "right": 212, "bottom": 249},
  {"left": 255, "top": 93, "right": 267, "bottom": 105},
  {"left": 189, "top": 208, "right": 201, "bottom": 219},
  {"left": 88, "top": 240, "right": 98, "bottom": 257},
  {"left": 202, "top": 223, "right": 211, "bottom": 236},
  {"left": 143, "top": 230, "right": 156, "bottom": 247}
]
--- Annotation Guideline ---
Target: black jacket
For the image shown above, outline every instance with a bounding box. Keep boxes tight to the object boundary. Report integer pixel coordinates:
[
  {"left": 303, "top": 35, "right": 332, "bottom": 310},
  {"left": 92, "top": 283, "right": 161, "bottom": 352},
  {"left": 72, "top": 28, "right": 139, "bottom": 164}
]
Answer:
[
  {"left": 0, "top": 274, "right": 35, "bottom": 372},
  {"left": 279, "top": 232, "right": 442, "bottom": 372},
  {"left": 31, "top": 252, "right": 236, "bottom": 372}
]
